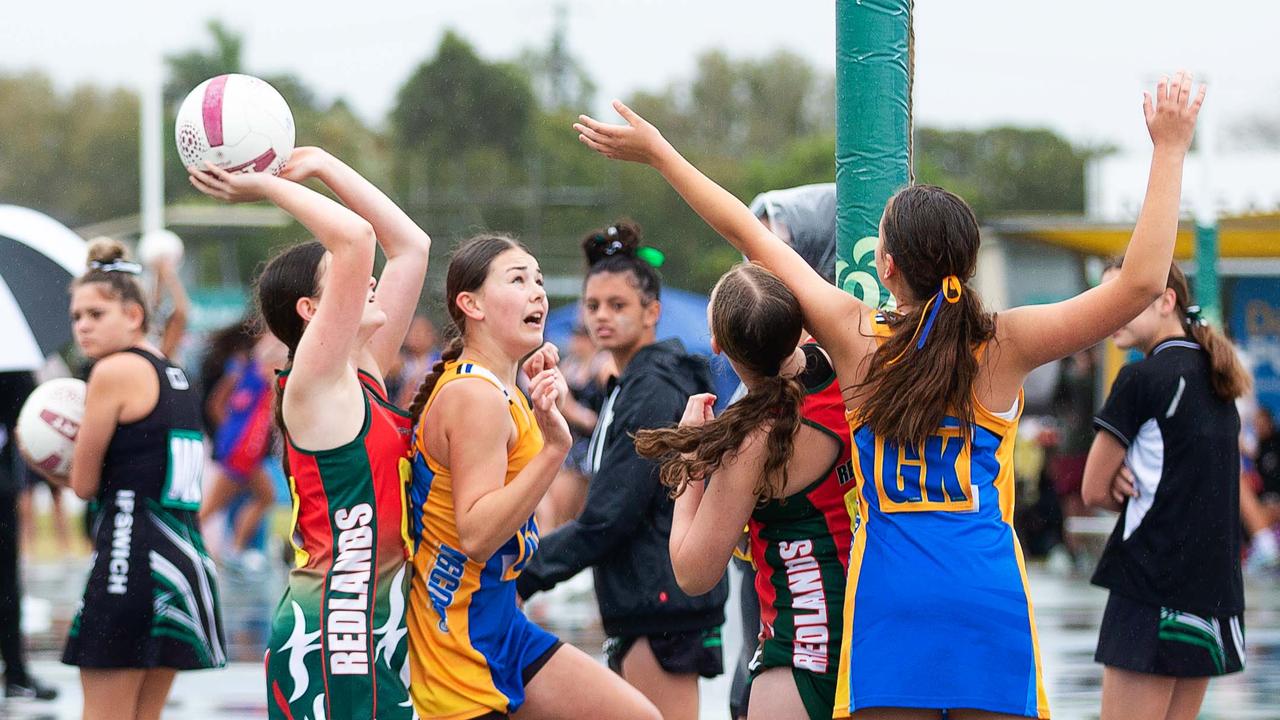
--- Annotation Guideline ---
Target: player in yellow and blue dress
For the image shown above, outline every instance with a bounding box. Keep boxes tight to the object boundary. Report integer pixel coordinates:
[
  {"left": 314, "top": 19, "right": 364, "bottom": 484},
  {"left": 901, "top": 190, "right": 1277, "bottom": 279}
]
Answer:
[
  {"left": 576, "top": 71, "right": 1205, "bottom": 718},
  {"left": 403, "top": 235, "right": 659, "bottom": 720}
]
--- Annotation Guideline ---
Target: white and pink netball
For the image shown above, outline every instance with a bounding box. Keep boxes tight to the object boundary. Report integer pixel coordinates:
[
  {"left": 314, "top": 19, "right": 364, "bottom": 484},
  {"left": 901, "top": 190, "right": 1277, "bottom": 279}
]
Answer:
[
  {"left": 16, "top": 378, "right": 86, "bottom": 477},
  {"left": 174, "top": 74, "right": 295, "bottom": 176}
]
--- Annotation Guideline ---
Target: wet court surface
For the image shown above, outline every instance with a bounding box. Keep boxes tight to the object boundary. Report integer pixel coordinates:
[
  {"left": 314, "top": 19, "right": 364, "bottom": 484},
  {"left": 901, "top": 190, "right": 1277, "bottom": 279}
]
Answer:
[{"left": 5, "top": 558, "right": 1280, "bottom": 719}]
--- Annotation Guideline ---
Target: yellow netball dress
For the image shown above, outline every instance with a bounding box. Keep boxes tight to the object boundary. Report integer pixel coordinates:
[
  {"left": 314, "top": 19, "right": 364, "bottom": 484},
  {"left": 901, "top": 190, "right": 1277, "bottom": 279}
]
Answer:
[
  {"left": 834, "top": 313, "right": 1049, "bottom": 719},
  {"left": 406, "top": 361, "right": 560, "bottom": 720}
]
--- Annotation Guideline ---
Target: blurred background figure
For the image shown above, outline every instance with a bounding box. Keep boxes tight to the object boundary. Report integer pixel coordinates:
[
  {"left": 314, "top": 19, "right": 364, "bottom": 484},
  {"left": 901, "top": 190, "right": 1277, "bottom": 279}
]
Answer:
[
  {"left": 0, "top": 371, "right": 56, "bottom": 701},
  {"left": 1048, "top": 348, "right": 1099, "bottom": 569},
  {"left": 538, "top": 322, "right": 614, "bottom": 531},
  {"left": 390, "top": 314, "right": 440, "bottom": 409},
  {"left": 199, "top": 332, "right": 287, "bottom": 573}
]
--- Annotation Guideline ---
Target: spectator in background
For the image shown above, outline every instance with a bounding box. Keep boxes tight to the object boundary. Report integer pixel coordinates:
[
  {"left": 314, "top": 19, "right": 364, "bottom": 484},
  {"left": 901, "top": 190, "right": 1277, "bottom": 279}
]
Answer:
[
  {"left": 1256, "top": 408, "right": 1280, "bottom": 499},
  {"left": 148, "top": 256, "right": 191, "bottom": 361},
  {"left": 199, "top": 333, "right": 288, "bottom": 572},
  {"left": 0, "top": 372, "right": 56, "bottom": 700},
  {"left": 538, "top": 323, "right": 614, "bottom": 530},
  {"left": 1049, "top": 348, "right": 1099, "bottom": 565},
  {"left": 198, "top": 317, "right": 258, "bottom": 435},
  {"left": 1243, "top": 407, "right": 1280, "bottom": 570},
  {"left": 391, "top": 314, "right": 440, "bottom": 409}
]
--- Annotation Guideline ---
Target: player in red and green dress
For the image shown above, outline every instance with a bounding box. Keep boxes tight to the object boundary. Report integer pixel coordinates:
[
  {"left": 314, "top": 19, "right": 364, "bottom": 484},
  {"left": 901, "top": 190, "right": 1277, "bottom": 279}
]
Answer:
[
  {"left": 634, "top": 264, "right": 852, "bottom": 720},
  {"left": 188, "top": 145, "right": 430, "bottom": 720}
]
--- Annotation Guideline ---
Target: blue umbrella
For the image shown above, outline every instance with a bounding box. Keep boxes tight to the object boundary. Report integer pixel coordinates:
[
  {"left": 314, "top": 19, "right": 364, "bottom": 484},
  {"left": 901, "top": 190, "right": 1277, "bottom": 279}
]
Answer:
[{"left": 545, "top": 287, "right": 740, "bottom": 410}]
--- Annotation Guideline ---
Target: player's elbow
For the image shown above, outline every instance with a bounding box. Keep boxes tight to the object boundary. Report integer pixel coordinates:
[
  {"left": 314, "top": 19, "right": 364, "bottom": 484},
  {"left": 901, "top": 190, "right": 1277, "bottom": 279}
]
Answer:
[
  {"left": 456, "top": 522, "right": 501, "bottom": 563},
  {"left": 71, "top": 477, "right": 97, "bottom": 501},
  {"left": 672, "top": 559, "right": 719, "bottom": 597},
  {"left": 1080, "top": 479, "right": 1110, "bottom": 510}
]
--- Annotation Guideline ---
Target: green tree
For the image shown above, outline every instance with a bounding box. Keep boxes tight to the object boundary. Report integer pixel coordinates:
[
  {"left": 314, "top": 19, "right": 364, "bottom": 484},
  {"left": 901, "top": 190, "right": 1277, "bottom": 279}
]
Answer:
[
  {"left": 0, "top": 72, "right": 139, "bottom": 227},
  {"left": 392, "top": 31, "right": 535, "bottom": 160},
  {"left": 914, "top": 126, "right": 1094, "bottom": 217}
]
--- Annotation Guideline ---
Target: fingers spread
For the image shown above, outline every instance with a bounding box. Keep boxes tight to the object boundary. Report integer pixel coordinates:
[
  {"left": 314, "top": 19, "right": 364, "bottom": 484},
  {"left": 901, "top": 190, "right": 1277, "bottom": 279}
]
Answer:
[
  {"left": 1190, "top": 84, "right": 1207, "bottom": 114},
  {"left": 574, "top": 122, "right": 611, "bottom": 145},
  {"left": 578, "top": 134, "right": 614, "bottom": 157},
  {"left": 577, "top": 114, "right": 619, "bottom": 137}
]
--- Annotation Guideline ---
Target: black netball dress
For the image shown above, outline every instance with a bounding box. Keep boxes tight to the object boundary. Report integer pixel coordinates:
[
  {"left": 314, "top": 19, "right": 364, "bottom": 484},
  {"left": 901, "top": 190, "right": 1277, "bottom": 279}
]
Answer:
[{"left": 62, "top": 348, "right": 226, "bottom": 670}]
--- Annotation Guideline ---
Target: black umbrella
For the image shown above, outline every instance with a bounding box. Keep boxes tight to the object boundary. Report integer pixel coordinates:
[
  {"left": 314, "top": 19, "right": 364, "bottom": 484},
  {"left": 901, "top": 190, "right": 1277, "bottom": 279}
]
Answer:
[{"left": 0, "top": 206, "right": 86, "bottom": 371}]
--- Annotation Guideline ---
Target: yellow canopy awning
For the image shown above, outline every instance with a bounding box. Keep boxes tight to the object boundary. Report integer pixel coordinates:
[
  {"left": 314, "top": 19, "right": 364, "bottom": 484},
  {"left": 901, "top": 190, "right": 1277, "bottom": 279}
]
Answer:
[{"left": 990, "top": 213, "right": 1280, "bottom": 259}]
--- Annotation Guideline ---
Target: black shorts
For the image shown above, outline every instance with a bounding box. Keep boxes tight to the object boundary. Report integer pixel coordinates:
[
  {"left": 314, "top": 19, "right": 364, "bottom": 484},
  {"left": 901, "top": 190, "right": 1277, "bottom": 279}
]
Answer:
[
  {"left": 605, "top": 627, "right": 724, "bottom": 679},
  {"left": 1096, "top": 592, "right": 1245, "bottom": 677}
]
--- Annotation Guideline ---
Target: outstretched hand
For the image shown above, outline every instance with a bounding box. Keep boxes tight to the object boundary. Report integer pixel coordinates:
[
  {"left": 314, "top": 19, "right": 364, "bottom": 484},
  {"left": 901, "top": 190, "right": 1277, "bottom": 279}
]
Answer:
[
  {"left": 574, "top": 100, "right": 672, "bottom": 165},
  {"left": 1144, "top": 70, "right": 1206, "bottom": 154},
  {"left": 188, "top": 162, "right": 276, "bottom": 203}
]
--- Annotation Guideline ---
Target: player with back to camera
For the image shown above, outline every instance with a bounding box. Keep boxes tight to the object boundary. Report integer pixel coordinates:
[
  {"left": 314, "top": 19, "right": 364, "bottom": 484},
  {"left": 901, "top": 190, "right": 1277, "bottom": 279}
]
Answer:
[
  {"left": 188, "top": 145, "right": 430, "bottom": 719},
  {"left": 1082, "top": 262, "right": 1251, "bottom": 720},
  {"left": 404, "top": 235, "right": 660, "bottom": 720},
  {"left": 634, "top": 262, "right": 855, "bottom": 720},
  {"left": 577, "top": 71, "right": 1203, "bottom": 719},
  {"left": 39, "top": 238, "right": 225, "bottom": 720}
]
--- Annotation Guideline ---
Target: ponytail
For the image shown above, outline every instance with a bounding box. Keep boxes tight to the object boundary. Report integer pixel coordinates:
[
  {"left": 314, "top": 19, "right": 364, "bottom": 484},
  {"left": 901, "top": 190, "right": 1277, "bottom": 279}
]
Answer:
[
  {"left": 634, "top": 374, "right": 805, "bottom": 501},
  {"left": 1111, "top": 260, "right": 1254, "bottom": 403},
  {"left": 855, "top": 186, "right": 994, "bottom": 447},
  {"left": 409, "top": 333, "right": 465, "bottom": 419},
  {"left": 1186, "top": 320, "right": 1251, "bottom": 401}
]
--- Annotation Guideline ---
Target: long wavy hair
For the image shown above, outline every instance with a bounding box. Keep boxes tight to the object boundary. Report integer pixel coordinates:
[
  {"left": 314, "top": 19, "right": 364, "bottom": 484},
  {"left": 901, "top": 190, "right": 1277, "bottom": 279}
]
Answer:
[
  {"left": 854, "top": 185, "right": 996, "bottom": 446},
  {"left": 634, "top": 264, "right": 804, "bottom": 501}
]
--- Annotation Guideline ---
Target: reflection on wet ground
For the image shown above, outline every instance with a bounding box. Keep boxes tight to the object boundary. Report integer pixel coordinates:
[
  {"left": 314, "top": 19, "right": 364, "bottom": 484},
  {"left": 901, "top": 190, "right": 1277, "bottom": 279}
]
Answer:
[{"left": 6, "top": 557, "right": 1280, "bottom": 719}]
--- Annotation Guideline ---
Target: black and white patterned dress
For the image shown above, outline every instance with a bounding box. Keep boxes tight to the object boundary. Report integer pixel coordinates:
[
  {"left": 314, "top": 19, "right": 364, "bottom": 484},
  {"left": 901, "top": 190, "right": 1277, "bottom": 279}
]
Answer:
[{"left": 62, "top": 348, "right": 226, "bottom": 670}]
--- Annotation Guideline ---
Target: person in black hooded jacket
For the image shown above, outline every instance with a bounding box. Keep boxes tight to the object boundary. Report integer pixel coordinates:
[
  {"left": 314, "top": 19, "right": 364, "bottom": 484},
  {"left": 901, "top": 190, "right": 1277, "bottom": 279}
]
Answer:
[{"left": 517, "top": 220, "right": 726, "bottom": 720}]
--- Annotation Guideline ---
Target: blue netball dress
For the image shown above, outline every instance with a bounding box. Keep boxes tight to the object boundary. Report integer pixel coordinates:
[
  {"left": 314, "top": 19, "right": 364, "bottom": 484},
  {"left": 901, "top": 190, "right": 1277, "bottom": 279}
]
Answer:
[{"left": 834, "top": 314, "right": 1049, "bottom": 719}]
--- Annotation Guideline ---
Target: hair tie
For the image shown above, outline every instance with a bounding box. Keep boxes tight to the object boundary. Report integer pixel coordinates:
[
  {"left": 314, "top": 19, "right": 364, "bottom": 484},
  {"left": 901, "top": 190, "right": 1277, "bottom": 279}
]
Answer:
[
  {"left": 591, "top": 226, "right": 625, "bottom": 257},
  {"left": 88, "top": 259, "right": 142, "bottom": 275},
  {"left": 942, "top": 275, "right": 963, "bottom": 304},
  {"left": 636, "top": 246, "right": 665, "bottom": 268},
  {"left": 885, "top": 275, "right": 964, "bottom": 365},
  {"left": 1185, "top": 304, "right": 1207, "bottom": 327}
]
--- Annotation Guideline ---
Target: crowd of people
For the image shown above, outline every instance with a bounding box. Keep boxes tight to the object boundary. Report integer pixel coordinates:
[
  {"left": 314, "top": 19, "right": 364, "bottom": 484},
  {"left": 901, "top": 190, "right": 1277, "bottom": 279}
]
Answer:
[{"left": 0, "top": 69, "right": 1267, "bottom": 720}]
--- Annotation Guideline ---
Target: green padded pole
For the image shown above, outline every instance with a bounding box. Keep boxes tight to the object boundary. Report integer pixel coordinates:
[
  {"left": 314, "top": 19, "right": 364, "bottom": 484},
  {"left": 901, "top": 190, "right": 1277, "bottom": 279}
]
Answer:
[
  {"left": 835, "top": 0, "right": 912, "bottom": 308},
  {"left": 1194, "top": 222, "right": 1222, "bottom": 326}
]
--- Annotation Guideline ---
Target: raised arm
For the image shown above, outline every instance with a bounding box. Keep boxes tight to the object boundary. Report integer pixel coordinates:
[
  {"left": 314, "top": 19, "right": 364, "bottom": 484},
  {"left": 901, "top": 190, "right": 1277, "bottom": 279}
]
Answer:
[
  {"left": 995, "top": 72, "right": 1205, "bottom": 373},
  {"left": 189, "top": 164, "right": 375, "bottom": 399},
  {"left": 575, "top": 101, "right": 868, "bottom": 362},
  {"left": 281, "top": 148, "right": 431, "bottom": 377},
  {"left": 152, "top": 258, "right": 190, "bottom": 359}
]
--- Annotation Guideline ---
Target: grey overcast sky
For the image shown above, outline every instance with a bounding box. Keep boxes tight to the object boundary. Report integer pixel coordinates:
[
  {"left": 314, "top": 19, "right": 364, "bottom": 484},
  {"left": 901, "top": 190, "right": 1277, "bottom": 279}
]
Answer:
[{"left": 4, "top": 1, "right": 1278, "bottom": 152}]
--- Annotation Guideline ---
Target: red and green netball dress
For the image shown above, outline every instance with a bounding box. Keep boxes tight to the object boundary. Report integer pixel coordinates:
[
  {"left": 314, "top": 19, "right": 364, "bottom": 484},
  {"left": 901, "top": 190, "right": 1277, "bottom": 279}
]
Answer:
[
  {"left": 266, "top": 370, "right": 414, "bottom": 720},
  {"left": 746, "top": 343, "right": 854, "bottom": 720}
]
